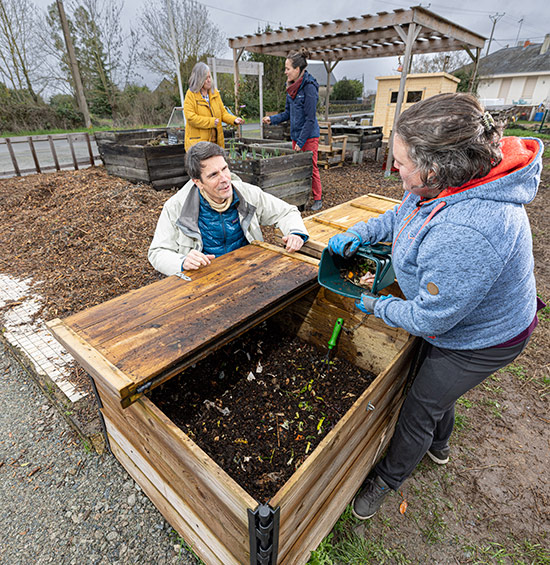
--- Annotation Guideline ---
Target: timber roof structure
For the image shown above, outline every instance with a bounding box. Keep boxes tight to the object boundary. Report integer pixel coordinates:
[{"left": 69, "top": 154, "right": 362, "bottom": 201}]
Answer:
[{"left": 228, "top": 5, "right": 485, "bottom": 61}]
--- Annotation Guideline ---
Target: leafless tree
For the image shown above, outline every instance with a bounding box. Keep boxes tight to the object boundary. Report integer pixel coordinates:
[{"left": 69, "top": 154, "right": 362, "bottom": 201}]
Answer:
[
  {"left": 0, "top": 0, "right": 49, "bottom": 101},
  {"left": 410, "top": 51, "right": 470, "bottom": 74},
  {"left": 138, "top": 0, "right": 226, "bottom": 83}
]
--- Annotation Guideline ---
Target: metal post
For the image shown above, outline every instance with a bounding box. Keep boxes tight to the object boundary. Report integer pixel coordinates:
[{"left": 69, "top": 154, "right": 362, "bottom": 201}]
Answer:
[
  {"left": 259, "top": 63, "right": 264, "bottom": 139},
  {"left": 322, "top": 59, "right": 340, "bottom": 121},
  {"left": 233, "top": 47, "right": 244, "bottom": 138},
  {"left": 166, "top": 0, "right": 184, "bottom": 111}
]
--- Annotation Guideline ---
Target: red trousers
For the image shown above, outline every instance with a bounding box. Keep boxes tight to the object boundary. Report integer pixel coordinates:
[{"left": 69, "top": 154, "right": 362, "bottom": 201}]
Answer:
[{"left": 293, "top": 137, "right": 322, "bottom": 201}]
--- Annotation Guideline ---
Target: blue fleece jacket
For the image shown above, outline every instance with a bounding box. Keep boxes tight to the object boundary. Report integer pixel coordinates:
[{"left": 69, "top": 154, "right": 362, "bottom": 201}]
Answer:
[
  {"left": 198, "top": 192, "right": 248, "bottom": 257},
  {"left": 350, "top": 137, "right": 543, "bottom": 350},
  {"left": 269, "top": 70, "right": 320, "bottom": 148}
]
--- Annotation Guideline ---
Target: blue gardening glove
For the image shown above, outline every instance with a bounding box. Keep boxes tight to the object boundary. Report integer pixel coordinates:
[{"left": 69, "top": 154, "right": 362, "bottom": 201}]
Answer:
[
  {"left": 355, "top": 293, "right": 393, "bottom": 315},
  {"left": 327, "top": 229, "right": 364, "bottom": 258}
]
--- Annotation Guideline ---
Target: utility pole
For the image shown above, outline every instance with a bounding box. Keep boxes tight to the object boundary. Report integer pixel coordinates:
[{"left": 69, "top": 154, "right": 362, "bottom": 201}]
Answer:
[
  {"left": 56, "top": 0, "right": 91, "bottom": 129},
  {"left": 515, "top": 18, "right": 524, "bottom": 46},
  {"left": 486, "top": 13, "right": 505, "bottom": 57}
]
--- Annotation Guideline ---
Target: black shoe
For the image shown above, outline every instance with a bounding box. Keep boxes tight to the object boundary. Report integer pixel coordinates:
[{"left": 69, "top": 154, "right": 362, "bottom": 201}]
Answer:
[
  {"left": 352, "top": 475, "right": 390, "bottom": 520},
  {"left": 427, "top": 445, "right": 450, "bottom": 465},
  {"left": 310, "top": 199, "right": 323, "bottom": 211}
]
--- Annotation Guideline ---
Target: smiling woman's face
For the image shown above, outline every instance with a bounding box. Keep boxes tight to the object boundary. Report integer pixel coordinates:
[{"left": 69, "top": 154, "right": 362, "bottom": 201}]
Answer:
[
  {"left": 284, "top": 59, "right": 301, "bottom": 82},
  {"left": 393, "top": 135, "right": 440, "bottom": 198}
]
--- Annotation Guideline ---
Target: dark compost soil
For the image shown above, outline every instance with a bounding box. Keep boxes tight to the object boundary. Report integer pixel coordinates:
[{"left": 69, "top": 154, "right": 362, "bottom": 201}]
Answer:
[{"left": 149, "top": 319, "right": 376, "bottom": 502}]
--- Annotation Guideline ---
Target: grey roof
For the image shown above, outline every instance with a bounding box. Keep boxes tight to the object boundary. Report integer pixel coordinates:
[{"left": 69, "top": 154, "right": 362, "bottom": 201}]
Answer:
[
  {"left": 477, "top": 43, "right": 550, "bottom": 76},
  {"left": 307, "top": 63, "right": 337, "bottom": 86}
]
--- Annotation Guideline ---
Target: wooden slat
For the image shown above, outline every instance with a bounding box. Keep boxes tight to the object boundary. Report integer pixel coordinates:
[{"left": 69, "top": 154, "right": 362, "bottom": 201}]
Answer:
[
  {"left": 108, "top": 432, "right": 230, "bottom": 565},
  {"left": 53, "top": 244, "right": 319, "bottom": 405},
  {"left": 5, "top": 138, "right": 20, "bottom": 176},
  {"left": 100, "top": 393, "right": 255, "bottom": 563},
  {"left": 46, "top": 318, "right": 135, "bottom": 400}
]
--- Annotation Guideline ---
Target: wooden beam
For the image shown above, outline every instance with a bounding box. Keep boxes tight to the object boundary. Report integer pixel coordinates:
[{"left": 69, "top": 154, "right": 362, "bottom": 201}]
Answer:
[
  {"left": 245, "top": 37, "right": 472, "bottom": 61},
  {"left": 48, "top": 135, "right": 60, "bottom": 171},
  {"left": 229, "top": 10, "right": 416, "bottom": 49},
  {"left": 385, "top": 22, "right": 420, "bottom": 178},
  {"left": 468, "top": 47, "right": 481, "bottom": 93},
  {"left": 229, "top": 7, "right": 484, "bottom": 52},
  {"left": 411, "top": 6, "right": 485, "bottom": 49}
]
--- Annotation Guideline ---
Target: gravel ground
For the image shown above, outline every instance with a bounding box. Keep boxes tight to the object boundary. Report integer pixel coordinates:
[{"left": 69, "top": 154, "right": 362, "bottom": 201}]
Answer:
[{"left": 0, "top": 339, "right": 198, "bottom": 565}]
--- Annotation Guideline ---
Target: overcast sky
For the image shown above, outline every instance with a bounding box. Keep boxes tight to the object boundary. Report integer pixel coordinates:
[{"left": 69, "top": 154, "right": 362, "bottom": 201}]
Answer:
[{"left": 35, "top": 0, "right": 550, "bottom": 91}]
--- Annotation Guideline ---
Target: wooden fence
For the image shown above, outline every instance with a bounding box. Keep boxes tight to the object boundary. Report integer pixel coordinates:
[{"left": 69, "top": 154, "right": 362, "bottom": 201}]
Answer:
[{"left": 0, "top": 132, "right": 101, "bottom": 178}]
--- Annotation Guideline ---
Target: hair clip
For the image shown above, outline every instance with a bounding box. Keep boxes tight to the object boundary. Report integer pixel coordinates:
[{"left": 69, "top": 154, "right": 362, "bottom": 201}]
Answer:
[{"left": 481, "top": 111, "right": 496, "bottom": 133}]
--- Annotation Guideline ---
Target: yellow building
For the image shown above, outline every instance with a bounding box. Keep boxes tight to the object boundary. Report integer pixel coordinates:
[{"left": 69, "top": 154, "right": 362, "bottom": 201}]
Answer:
[{"left": 373, "top": 72, "right": 461, "bottom": 138}]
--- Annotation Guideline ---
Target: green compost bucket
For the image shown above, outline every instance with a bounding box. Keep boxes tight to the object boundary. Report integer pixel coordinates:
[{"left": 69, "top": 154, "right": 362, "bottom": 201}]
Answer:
[{"left": 318, "top": 243, "right": 395, "bottom": 299}]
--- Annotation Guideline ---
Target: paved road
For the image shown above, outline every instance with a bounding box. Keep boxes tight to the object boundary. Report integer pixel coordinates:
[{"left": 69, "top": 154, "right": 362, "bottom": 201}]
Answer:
[
  {"left": 0, "top": 135, "right": 100, "bottom": 178},
  {"left": 0, "top": 340, "right": 198, "bottom": 565}
]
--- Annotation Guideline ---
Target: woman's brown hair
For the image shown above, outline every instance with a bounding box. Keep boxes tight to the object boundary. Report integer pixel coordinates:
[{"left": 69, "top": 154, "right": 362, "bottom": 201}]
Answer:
[
  {"left": 287, "top": 48, "right": 310, "bottom": 72},
  {"left": 395, "top": 93, "right": 504, "bottom": 191}
]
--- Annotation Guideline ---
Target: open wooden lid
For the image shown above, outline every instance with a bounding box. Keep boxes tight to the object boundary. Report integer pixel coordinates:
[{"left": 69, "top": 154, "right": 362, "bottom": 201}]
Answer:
[{"left": 47, "top": 242, "right": 319, "bottom": 408}]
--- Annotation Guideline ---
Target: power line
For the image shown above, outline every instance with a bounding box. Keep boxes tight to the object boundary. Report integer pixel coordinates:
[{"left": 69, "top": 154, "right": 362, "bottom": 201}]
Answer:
[{"left": 196, "top": 0, "right": 282, "bottom": 27}]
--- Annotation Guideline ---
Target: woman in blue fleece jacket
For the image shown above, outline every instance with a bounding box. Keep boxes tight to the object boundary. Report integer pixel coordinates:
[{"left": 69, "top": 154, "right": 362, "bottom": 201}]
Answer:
[
  {"left": 328, "top": 93, "right": 544, "bottom": 520},
  {"left": 262, "top": 48, "right": 323, "bottom": 211}
]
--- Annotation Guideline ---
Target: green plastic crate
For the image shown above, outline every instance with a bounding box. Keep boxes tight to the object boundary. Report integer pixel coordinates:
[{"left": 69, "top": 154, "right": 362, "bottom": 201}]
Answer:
[{"left": 318, "top": 243, "right": 395, "bottom": 299}]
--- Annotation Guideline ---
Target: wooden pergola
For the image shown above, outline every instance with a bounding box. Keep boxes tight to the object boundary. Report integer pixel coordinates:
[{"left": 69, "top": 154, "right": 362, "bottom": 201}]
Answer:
[{"left": 229, "top": 5, "right": 486, "bottom": 175}]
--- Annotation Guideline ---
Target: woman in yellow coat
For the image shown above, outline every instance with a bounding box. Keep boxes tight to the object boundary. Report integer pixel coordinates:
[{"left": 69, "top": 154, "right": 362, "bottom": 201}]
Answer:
[{"left": 184, "top": 62, "right": 244, "bottom": 151}]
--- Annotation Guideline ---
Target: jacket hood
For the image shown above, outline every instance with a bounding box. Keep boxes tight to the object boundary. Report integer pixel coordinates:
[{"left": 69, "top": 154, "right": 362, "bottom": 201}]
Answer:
[
  {"left": 436, "top": 136, "right": 543, "bottom": 207},
  {"left": 301, "top": 70, "right": 319, "bottom": 92}
]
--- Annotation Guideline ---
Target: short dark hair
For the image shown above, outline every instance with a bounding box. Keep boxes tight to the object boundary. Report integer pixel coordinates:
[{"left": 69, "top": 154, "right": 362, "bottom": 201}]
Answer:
[
  {"left": 287, "top": 48, "right": 310, "bottom": 72},
  {"left": 395, "top": 93, "right": 503, "bottom": 191},
  {"left": 185, "top": 142, "right": 226, "bottom": 180}
]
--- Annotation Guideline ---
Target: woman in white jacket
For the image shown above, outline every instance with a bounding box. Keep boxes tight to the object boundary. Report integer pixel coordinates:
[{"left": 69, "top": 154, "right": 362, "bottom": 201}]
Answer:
[{"left": 148, "top": 142, "right": 309, "bottom": 276}]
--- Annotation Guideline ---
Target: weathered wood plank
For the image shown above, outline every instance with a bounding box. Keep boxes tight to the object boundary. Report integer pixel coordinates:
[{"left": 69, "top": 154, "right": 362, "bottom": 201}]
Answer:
[
  {"left": 45, "top": 318, "right": 135, "bottom": 400},
  {"left": 108, "top": 431, "right": 231, "bottom": 565},
  {"left": 100, "top": 394, "right": 255, "bottom": 562},
  {"left": 57, "top": 244, "right": 319, "bottom": 403}
]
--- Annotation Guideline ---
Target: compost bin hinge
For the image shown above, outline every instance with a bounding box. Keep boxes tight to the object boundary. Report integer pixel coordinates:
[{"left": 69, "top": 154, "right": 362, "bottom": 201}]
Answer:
[{"left": 248, "top": 503, "right": 280, "bottom": 565}]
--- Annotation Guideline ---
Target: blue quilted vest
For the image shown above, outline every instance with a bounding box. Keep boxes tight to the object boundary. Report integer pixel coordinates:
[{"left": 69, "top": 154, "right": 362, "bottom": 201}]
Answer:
[{"left": 198, "top": 191, "right": 248, "bottom": 257}]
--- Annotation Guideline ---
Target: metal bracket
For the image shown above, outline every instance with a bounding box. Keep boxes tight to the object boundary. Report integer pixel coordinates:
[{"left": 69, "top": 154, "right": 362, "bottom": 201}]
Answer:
[{"left": 248, "top": 503, "right": 280, "bottom": 565}]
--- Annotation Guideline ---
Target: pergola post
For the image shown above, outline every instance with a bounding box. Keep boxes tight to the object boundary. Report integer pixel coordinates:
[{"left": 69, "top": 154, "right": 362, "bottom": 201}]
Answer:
[
  {"left": 233, "top": 47, "right": 244, "bottom": 137},
  {"left": 384, "top": 23, "right": 420, "bottom": 177},
  {"left": 322, "top": 59, "right": 340, "bottom": 121},
  {"left": 466, "top": 47, "right": 481, "bottom": 93}
]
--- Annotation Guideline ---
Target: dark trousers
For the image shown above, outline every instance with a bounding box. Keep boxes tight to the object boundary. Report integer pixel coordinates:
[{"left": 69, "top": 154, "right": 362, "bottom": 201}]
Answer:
[{"left": 375, "top": 338, "right": 529, "bottom": 490}]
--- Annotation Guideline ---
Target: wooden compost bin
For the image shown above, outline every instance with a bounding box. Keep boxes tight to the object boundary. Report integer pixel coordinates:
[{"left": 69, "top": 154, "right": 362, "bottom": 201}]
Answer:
[
  {"left": 95, "top": 128, "right": 189, "bottom": 190},
  {"left": 47, "top": 195, "right": 415, "bottom": 565},
  {"left": 227, "top": 142, "right": 313, "bottom": 209}
]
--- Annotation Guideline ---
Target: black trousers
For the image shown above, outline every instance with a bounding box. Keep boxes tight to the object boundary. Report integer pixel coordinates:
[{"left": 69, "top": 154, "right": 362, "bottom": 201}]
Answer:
[{"left": 375, "top": 337, "right": 530, "bottom": 490}]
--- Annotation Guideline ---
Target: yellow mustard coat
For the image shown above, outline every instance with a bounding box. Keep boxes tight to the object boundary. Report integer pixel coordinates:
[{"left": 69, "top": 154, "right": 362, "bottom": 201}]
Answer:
[{"left": 183, "top": 89, "right": 237, "bottom": 150}]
